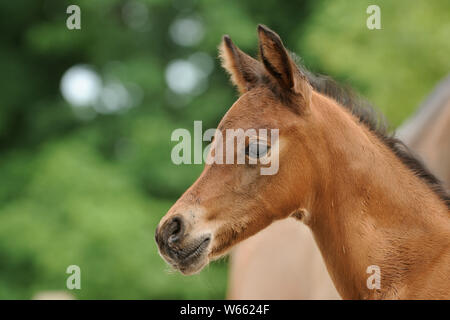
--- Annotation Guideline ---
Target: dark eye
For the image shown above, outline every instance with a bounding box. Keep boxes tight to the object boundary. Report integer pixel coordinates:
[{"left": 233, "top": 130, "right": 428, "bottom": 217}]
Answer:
[{"left": 245, "top": 142, "right": 270, "bottom": 159}]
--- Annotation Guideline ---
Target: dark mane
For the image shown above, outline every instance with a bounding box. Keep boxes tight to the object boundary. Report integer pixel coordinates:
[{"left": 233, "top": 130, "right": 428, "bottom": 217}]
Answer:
[{"left": 294, "top": 58, "right": 449, "bottom": 209}]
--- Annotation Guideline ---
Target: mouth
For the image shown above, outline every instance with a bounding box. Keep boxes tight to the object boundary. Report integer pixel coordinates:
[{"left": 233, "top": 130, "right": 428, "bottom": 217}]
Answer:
[{"left": 163, "top": 236, "right": 211, "bottom": 275}]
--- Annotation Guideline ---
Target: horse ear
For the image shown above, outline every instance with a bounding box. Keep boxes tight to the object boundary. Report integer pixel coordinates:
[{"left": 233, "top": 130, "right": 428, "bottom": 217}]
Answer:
[
  {"left": 219, "top": 35, "right": 263, "bottom": 95},
  {"left": 257, "top": 25, "right": 311, "bottom": 101}
]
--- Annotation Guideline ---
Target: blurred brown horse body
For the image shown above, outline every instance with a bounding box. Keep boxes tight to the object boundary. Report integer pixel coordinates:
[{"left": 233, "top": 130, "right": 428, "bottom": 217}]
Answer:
[
  {"left": 228, "top": 75, "right": 450, "bottom": 299},
  {"left": 397, "top": 75, "right": 450, "bottom": 189},
  {"left": 228, "top": 219, "right": 340, "bottom": 299}
]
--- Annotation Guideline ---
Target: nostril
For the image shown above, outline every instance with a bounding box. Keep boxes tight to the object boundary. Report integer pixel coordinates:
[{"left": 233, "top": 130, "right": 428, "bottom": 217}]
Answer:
[
  {"left": 166, "top": 217, "right": 184, "bottom": 245},
  {"left": 168, "top": 234, "right": 179, "bottom": 245}
]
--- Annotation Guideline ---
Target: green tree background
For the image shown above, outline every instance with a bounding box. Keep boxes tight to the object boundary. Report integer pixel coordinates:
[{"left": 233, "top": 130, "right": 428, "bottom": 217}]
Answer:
[{"left": 0, "top": 0, "right": 448, "bottom": 299}]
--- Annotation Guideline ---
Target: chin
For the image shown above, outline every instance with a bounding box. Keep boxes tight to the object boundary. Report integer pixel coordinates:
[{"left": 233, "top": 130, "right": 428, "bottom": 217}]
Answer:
[
  {"left": 178, "top": 257, "right": 210, "bottom": 275},
  {"left": 158, "top": 237, "right": 212, "bottom": 275}
]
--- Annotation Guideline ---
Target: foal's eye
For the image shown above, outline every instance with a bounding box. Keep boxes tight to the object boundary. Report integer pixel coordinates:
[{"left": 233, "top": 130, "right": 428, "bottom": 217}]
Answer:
[{"left": 245, "top": 142, "right": 270, "bottom": 159}]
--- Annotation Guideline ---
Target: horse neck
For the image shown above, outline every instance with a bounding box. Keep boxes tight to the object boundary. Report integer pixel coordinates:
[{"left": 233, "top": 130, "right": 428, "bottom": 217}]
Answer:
[{"left": 304, "top": 92, "right": 450, "bottom": 299}]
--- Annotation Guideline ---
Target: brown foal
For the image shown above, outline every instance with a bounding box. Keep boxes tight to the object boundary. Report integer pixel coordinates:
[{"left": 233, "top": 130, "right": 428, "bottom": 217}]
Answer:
[
  {"left": 228, "top": 73, "right": 450, "bottom": 300},
  {"left": 155, "top": 25, "right": 450, "bottom": 299}
]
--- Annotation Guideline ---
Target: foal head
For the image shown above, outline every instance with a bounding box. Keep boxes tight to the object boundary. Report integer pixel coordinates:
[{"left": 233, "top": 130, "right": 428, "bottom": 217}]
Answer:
[{"left": 156, "top": 25, "right": 331, "bottom": 274}]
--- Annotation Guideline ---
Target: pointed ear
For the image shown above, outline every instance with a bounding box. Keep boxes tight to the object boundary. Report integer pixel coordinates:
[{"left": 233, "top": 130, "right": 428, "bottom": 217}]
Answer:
[
  {"left": 257, "top": 25, "right": 311, "bottom": 101},
  {"left": 219, "top": 35, "right": 264, "bottom": 95}
]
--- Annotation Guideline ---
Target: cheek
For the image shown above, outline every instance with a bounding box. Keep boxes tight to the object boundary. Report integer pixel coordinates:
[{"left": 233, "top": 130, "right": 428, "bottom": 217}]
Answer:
[
  {"left": 238, "top": 165, "right": 261, "bottom": 187},
  {"left": 208, "top": 208, "right": 274, "bottom": 258}
]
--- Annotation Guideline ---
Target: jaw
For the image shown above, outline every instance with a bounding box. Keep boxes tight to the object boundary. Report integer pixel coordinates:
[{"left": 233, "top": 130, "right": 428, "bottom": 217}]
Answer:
[
  {"left": 158, "top": 234, "right": 236, "bottom": 275},
  {"left": 158, "top": 236, "right": 213, "bottom": 275},
  {"left": 160, "top": 253, "right": 210, "bottom": 275},
  {"left": 178, "top": 256, "right": 210, "bottom": 275}
]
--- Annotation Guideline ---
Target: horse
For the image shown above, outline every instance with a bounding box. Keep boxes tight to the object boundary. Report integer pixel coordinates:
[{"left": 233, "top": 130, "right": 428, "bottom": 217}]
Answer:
[
  {"left": 155, "top": 25, "right": 450, "bottom": 299},
  {"left": 397, "top": 75, "right": 450, "bottom": 190},
  {"left": 228, "top": 74, "right": 450, "bottom": 300}
]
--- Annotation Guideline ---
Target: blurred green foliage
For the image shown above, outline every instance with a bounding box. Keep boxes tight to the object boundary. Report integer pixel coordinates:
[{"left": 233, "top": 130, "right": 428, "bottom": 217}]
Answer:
[
  {"left": 300, "top": 0, "right": 450, "bottom": 126},
  {"left": 0, "top": 0, "right": 448, "bottom": 299}
]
